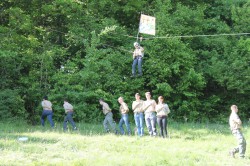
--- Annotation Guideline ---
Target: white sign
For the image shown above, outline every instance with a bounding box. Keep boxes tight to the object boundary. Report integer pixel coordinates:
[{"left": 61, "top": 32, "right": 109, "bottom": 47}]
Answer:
[{"left": 139, "top": 14, "right": 156, "bottom": 35}]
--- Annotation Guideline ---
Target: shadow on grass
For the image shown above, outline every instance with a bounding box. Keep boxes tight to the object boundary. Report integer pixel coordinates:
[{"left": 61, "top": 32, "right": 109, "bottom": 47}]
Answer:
[
  {"left": 167, "top": 120, "right": 234, "bottom": 140},
  {"left": 0, "top": 133, "right": 60, "bottom": 144},
  {"left": 0, "top": 121, "right": 124, "bottom": 138}
]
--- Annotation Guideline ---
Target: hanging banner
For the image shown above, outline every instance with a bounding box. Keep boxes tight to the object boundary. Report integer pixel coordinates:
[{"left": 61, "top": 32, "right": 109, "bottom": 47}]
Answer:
[{"left": 139, "top": 14, "right": 156, "bottom": 36}]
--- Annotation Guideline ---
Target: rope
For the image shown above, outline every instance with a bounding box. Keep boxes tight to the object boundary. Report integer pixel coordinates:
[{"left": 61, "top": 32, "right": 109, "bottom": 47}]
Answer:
[
  {"left": 2, "top": 27, "right": 249, "bottom": 54},
  {"left": 126, "top": 33, "right": 250, "bottom": 40}
]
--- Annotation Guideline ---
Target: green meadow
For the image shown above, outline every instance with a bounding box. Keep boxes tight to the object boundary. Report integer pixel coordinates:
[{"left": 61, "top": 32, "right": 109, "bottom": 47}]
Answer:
[{"left": 0, "top": 120, "right": 249, "bottom": 166}]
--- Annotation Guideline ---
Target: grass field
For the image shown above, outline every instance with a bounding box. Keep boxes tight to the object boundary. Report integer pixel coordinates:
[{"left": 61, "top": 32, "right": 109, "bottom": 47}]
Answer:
[{"left": 0, "top": 120, "right": 249, "bottom": 166}]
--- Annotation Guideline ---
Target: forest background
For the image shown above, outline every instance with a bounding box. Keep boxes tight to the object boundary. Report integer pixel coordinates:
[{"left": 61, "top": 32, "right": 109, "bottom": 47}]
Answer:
[{"left": 0, "top": 0, "right": 249, "bottom": 125}]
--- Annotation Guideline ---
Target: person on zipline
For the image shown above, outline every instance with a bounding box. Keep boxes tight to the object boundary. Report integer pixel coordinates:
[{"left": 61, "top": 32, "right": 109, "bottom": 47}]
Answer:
[{"left": 132, "top": 42, "right": 144, "bottom": 77}]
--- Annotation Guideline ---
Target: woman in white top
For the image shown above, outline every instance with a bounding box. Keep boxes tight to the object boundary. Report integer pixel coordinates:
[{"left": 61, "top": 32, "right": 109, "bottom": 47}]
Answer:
[{"left": 155, "top": 96, "right": 170, "bottom": 138}]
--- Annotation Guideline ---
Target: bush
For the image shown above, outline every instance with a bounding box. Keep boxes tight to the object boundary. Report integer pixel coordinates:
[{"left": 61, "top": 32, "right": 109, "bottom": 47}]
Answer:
[{"left": 0, "top": 89, "right": 26, "bottom": 120}]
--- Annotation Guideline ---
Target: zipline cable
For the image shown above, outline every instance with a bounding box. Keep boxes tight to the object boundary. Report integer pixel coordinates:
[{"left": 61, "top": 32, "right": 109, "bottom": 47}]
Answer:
[
  {"left": 2, "top": 27, "right": 249, "bottom": 54},
  {"left": 125, "top": 32, "right": 250, "bottom": 40}
]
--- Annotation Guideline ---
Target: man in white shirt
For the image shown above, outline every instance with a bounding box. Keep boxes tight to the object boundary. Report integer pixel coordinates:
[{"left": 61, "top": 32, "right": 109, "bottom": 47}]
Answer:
[
  {"left": 229, "top": 105, "right": 246, "bottom": 158},
  {"left": 143, "top": 92, "right": 157, "bottom": 136},
  {"left": 41, "top": 96, "right": 54, "bottom": 128},
  {"left": 132, "top": 93, "right": 144, "bottom": 136},
  {"left": 99, "top": 99, "right": 117, "bottom": 134},
  {"left": 63, "top": 99, "right": 77, "bottom": 131},
  {"left": 118, "top": 97, "right": 131, "bottom": 135}
]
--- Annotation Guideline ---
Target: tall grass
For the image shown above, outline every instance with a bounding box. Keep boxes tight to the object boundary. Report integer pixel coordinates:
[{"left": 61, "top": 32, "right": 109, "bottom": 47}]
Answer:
[{"left": 0, "top": 120, "right": 249, "bottom": 165}]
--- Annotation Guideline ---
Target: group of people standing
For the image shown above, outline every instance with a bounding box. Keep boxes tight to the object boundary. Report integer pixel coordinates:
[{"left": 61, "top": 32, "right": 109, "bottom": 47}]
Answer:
[
  {"left": 99, "top": 92, "right": 171, "bottom": 138},
  {"left": 99, "top": 97, "right": 247, "bottom": 158},
  {"left": 40, "top": 96, "right": 246, "bottom": 158}
]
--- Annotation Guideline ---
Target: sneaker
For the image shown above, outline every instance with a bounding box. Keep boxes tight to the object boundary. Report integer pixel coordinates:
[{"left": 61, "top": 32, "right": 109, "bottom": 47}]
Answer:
[
  {"left": 229, "top": 150, "right": 235, "bottom": 158},
  {"left": 130, "top": 74, "right": 136, "bottom": 78}
]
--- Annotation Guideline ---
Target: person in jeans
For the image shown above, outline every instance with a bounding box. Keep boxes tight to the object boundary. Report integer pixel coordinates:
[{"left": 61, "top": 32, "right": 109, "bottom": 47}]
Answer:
[
  {"left": 155, "top": 96, "right": 170, "bottom": 138},
  {"left": 132, "top": 93, "right": 144, "bottom": 136},
  {"left": 41, "top": 96, "right": 54, "bottom": 128},
  {"left": 143, "top": 92, "right": 157, "bottom": 136},
  {"left": 132, "top": 42, "right": 144, "bottom": 77},
  {"left": 99, "top": 99, "right": 117, "bottom": 134},
  {"left": 118, "top": 97, "right": 131, "bottom": 135},
  {"left": 229, "top": 105, "right": 246, "bottom": 158},
  {"left": 63, "top": 99, "right": 77, "bottom": 131}
]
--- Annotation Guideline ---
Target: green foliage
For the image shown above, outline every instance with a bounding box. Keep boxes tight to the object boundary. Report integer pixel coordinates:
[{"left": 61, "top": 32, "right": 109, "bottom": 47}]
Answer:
[
  {"left": 0, "top": 0, "right": 249, "bottom": 123},
  {"left": 0, "top": 89, "right": 26, "bottom": 119}
]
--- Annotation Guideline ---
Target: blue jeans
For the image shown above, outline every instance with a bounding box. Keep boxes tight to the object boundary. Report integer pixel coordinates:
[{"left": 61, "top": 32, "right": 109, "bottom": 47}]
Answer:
[
  {"left": 63, "top": 112, "right": 76, "bottom": 130},
  {"left": 119, "top": 114, "right": 131, "bottom": 135},
  {"left": 41, "top": 110, "right": 54, "bottom": 127},
  {"left": 157, "top": 116, "right": 167, "bottom": 138},
  {"left": 134, "top": 112, "right": 144, "bottom": 136},
  {"left": 132, "top": 57, "right": 142, "bottom": 76},
  {"left": 145, "top": 112, "right": 157, "bottom": 136}
]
